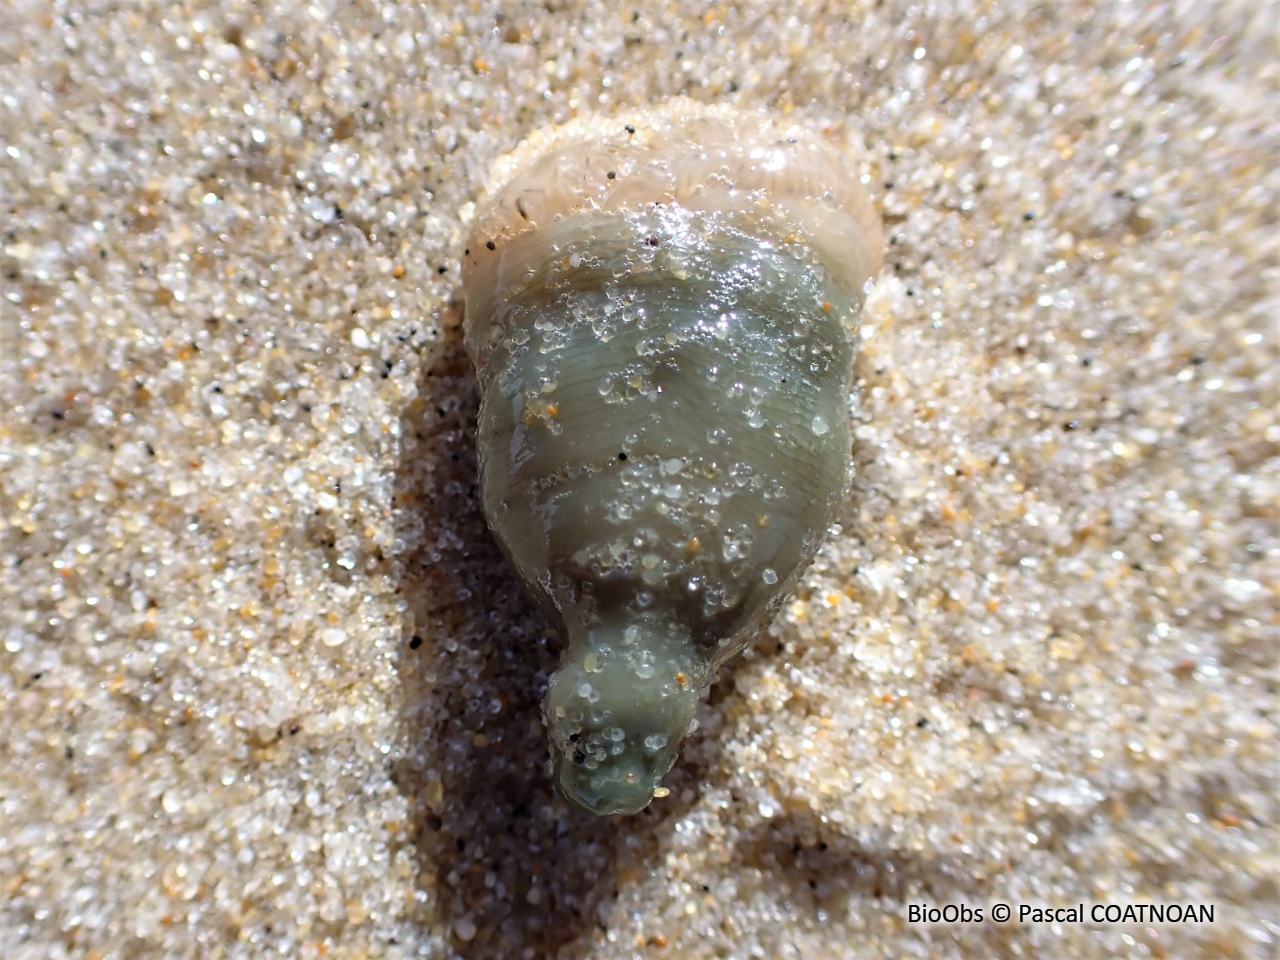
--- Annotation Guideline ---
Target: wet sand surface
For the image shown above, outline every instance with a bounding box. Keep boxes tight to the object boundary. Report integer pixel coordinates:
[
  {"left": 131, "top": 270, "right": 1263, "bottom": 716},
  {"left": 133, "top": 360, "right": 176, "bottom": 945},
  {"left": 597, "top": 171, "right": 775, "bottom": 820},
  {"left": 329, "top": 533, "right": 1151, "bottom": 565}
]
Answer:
[{"left": 1, "top": 2, "right": 1276, "bottom": 958}]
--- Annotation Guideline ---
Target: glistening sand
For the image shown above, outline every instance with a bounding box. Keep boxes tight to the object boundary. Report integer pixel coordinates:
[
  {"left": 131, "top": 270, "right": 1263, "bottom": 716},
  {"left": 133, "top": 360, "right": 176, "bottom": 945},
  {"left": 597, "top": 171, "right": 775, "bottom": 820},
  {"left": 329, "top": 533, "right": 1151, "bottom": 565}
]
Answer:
[{"left": 1, "top": 2, "right": 1276, "bottom": 958}]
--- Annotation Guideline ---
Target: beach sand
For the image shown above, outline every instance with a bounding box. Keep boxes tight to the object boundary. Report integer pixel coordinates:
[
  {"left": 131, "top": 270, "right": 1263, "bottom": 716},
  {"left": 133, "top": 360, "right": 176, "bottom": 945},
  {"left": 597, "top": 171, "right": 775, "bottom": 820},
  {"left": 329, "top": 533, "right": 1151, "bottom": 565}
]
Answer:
[{"left": 1, "top": 1, "right": 1276, "bottom": 957}]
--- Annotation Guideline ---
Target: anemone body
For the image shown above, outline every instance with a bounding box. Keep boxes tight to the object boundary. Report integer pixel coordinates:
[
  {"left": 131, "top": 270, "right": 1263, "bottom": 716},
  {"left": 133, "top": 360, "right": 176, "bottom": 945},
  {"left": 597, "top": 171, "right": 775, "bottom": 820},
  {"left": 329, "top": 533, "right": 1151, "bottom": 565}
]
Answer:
[{"left": 461, "top": 100, "right": 882, "bottom": 815}]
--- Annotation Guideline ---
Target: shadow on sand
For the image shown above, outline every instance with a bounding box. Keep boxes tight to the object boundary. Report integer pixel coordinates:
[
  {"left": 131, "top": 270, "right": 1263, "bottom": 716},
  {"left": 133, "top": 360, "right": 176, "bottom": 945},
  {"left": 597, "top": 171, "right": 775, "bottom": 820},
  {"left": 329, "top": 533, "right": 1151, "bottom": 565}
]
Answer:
[
  {"left": 391, "top": 322, "right": 710, "bottom": 958},
  {"left": 387, "top": 318, "right": 1005, "bottom": 957}
]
